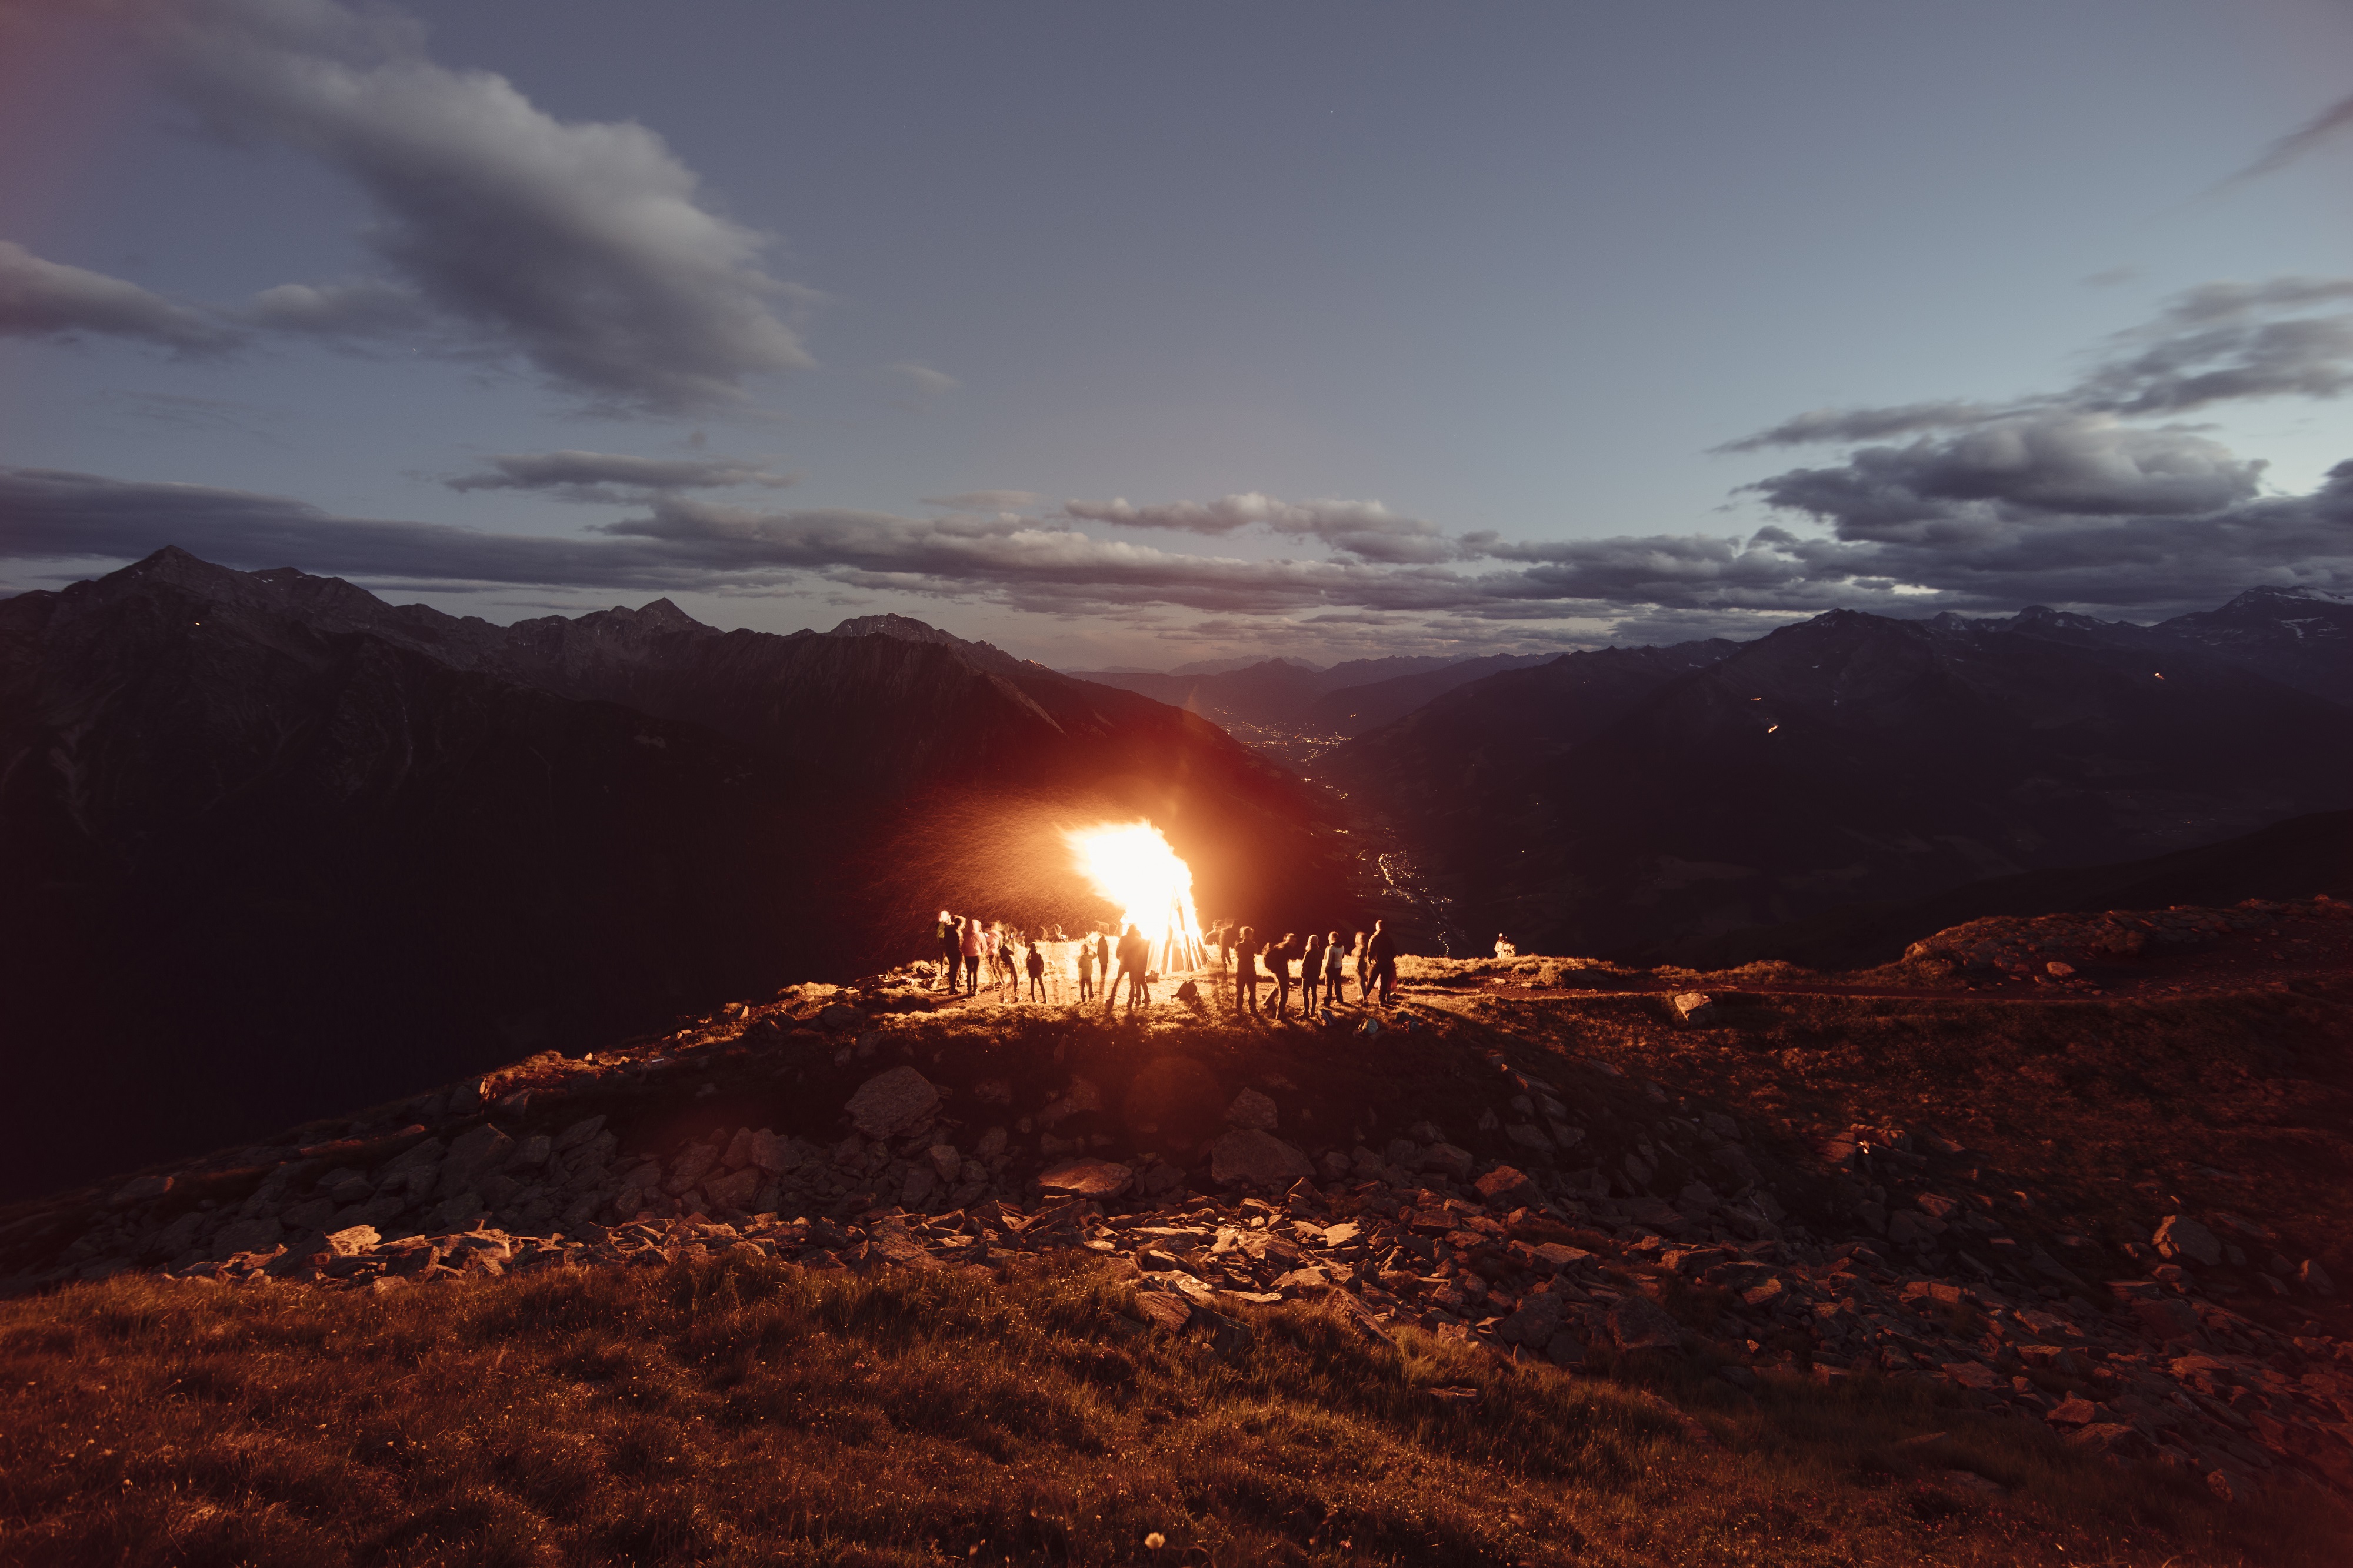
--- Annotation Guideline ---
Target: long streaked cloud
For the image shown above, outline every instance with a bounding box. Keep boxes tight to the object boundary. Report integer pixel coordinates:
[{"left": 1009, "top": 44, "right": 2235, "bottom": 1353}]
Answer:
[
  {"left": 12, "top": 0, "right": 816, "bottom": 413},
  {"left": 2221, "top": 90, "right": 2353, "bottom": 187},
  {"left": 1065, "top": 493, "right": 1457, "bottom": 565},
  {"left": 0, "top": 240, "right": 241, "bottom": 355},
  {"left": 446, "top": 450, "right": 796, "bottom": 504},
  {"left": 1724, "top": 275, "right": 2353, "bottom": 455}
]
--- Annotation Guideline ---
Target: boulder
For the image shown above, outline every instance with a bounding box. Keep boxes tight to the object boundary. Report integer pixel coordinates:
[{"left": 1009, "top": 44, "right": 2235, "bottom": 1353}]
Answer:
[
  {"left": 1039, "top": 1158, "right": 1133, "bottom": 1200},
  {"left": 2299, "top": 1259, "right": 2337, "bottom": 1297},
  {"left": 1915, "top": 1193, "right": 1959, "bottom": 1220},
  {"left": 211, "top": 1217, "right": 282, "bottom": 1259},
  {"left": 1545, "top": 1331, "right": 1588, "bottom": 1367},
  {"left": 845, "top": 1066, "right": 941, "bottom": 1139},
  {"left": 554, "top": 1115, "right": 608, "bottom": 1152},
  {"left": 1474, "top": 1166, "right": 1541, "bottom": 1209},
  {"left": 927, "top": 1144, "right": 962, "bottom": 1183},
  {"left": 2066, "top": 1423, "right": 2156, "bottom": 1462},
  {"left": 666, "top": 1143, "right": 720, "bottom": 1196},
  {"left": 323, "top": 1225, "right": 379, "bottom": 1256},
  {"left": 2131, "top": 1297, "right": 2203, "bottom": 1343},
  {"left": 435, "top": 1125, "right": 516, "bottom": 1199},
  {"left": 2154, "top": 1215, "right": 2223, "bottom": 1267},
  {"left": 818, "top": 1002, "right": 861, "bottom": 1030},
  {"left": 1209, "top": 1129, "right": 1315, "bottom": 1189},
  {"left": 1322, "top": 1289, "right": 1397, "bottom": 1351},
  {"left": 111, "top": 1174, "right": 174, "bottom": 1206},
  {"left": 1226, "top": 1088, "right": 1279, "bottom": 1132},
  {"left": 704, "top": 1167, "right": 763, "bottom": 1212},
  {"left": 1498, "top": 1291, "right": 1567, "bottom": 1346},
  {"left": 1131, "top": 1291, "right": 1192, "bottom": 1332},
  {"left": 1506, "top": 1123, "right": 1553, "bottom": 1153},
  {"left": 1420, "top": 1143, "right": 1475, "bottom": 1181},
  {"left": 1608, "top": 1293, "right": 1684, "bottom": 1352},
  {"left": 1671, "top": 992, "right": 1715, "bottom": 1023}
]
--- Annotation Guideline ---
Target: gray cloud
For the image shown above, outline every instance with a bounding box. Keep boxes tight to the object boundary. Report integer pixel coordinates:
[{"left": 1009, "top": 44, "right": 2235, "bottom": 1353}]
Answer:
[
  {"left": 446, "top": 450, "right": 796, "bottom": 503},
  {"left": 1064, "top": 493, "right": 1458, "bottom": 565},
  {"left": 139, "top": 0, "right": 815, "bottom": 412},
  {"left": 877, "top": 363, "right": 956, "bottom": 411},
  {"left": 1714, "top": 401, "right": 2005, "bottom": 453},
  {"left": 2221, "top": 90, "right": 2353, "bottom": 186},
  {"left": 1724, "top": 276, "right": 2353, "bottom": 451},
  {"left": 244, "top": 277, "right": 431, "bottom": 338},
  {"left": 0, "top": 240, "right": 241, "bottom": 355},
  {"left": 1745, "top": 415, "right": 2268, "bottom": 541},
  {"left": 921, "top": 491, "right": 1041, "bottom": 511}
]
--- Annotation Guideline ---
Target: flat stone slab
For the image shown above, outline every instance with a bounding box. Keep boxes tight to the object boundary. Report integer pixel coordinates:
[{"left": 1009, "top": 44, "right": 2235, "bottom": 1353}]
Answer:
[{"left": 1038, "top": 1158, "right": 1134, "bottom": 1199}]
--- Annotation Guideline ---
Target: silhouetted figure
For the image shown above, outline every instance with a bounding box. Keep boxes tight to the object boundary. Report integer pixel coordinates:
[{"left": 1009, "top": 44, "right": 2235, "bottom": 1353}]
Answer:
[
  {"left": 1026, "top": 940, "right": 1045, "bottom": 1002},
  {"left": 935, "top": 910, "right": 959, "bottom": 992},
  {"left": 1351, "top": 930, "right": 1371, "bottom": 1003},
  {"left": 1368, "top": 919, "right": 1398, "bottom": 1005},
  {"left": 1076, "top": 939, "right": 1096, "bottom": 1002},
  {"left": 1233, "top": 925, "right": 1261, "bottom": 1016},
  {"left": 1269, "top": 932, "right": 1298, "bottom": 1019},
  {"left": 1322, "top": 929, "right": 1348, "bottom": 1005},
  {"left": 1095, "top": 930, "right": 1112, "bottom": 989},
  {"left": 1116, "top": 922, "right": 1151, "bottom": 1010},
  {"left": 1301, "top": 930, "right": 1326, "bottom": 1012},
  {"left": 958, "top": 916, "right": 984, "bottom": 997},
  {"left": 996, "top": 928, "right": 1016, "bottom": 999}
]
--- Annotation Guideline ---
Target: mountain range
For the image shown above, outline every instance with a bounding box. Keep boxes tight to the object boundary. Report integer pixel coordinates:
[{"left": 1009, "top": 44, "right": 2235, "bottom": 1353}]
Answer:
[
  {"left": 0, "top": 549, "right": 1356, "bottom": 1198},
  {"left": 1323, "top": 589, "right": 2353, "bottom": 956},
  {"left": 1068, "top": 652, "right": 1559, "bottom": 733}
]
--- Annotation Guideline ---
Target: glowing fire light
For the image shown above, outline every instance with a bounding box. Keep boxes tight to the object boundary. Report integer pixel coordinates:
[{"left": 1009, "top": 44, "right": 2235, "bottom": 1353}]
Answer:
[{"left": 1064, "top": 819, "right": 1207, "bottom": 973}]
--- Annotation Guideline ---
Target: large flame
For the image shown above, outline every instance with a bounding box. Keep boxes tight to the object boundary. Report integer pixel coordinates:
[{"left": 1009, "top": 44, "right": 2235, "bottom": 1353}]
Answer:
[{"left": 1064, "top": 819, "right": 1206, "bottom": 972}]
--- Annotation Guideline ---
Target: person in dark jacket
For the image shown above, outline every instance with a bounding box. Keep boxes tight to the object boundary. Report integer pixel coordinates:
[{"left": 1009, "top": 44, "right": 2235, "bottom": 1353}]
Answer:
[
  {"left": 1367, "top": 919, "right": 1399, "bottom": 1005},
  {"left": 1095, "top": 929, "right": 1113, "bottom": 991},
  {"left": 1115, "top": 923, "right": 1151, "bottom": 1010},
  {"left": 1025, "top": 939, "right": 1046, "bottom": 1002},
  {"left": 1232, "top": 925, "right": 1261, "bottom": 1016},
  {"left": 1300, "top": 930, "right": 1325, "bottom": 1012},
  {"left": 934, "top": 910, "right": 959, "bottom": 992},
  {"left": 1322, "top": 929, "right": 1349, "bottom": 1005},
  {"left": 1268, "top": 933, "right": 1297, "bottom": 1019}
]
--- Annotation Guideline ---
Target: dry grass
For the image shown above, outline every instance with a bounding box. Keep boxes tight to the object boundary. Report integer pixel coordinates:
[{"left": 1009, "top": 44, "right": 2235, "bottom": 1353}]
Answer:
[{"left": 3, "top": 1253, "right": 2340, "bottom": 1566}]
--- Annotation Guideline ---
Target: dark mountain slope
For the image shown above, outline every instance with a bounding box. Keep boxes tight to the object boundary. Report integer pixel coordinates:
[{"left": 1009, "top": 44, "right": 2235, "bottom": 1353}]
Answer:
[
  {"left": 1669, "top": 807, "right": 2353, "bottom": 969},
  {"left": 0, "top": 551, "right": 1353, "bottom": 1198},
  {"left": 2150, "top": 586, "right": 2353, "bottom": 707},
  {"left": 1301, "top": 652, "right": 1577, "bottom": 738},
  {"left": 1325, "top": 608, "right": 2353, "bottom": 956}
]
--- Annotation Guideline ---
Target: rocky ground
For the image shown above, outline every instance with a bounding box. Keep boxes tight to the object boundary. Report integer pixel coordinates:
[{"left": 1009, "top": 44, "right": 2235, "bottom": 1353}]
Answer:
[{"left": 4, "top": 896, "right": 2348, "bottom": 1517}]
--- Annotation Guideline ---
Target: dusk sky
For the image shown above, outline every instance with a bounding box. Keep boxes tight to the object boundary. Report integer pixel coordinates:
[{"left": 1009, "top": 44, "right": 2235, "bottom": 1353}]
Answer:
[{"left": 4, "top": 0, "right": 2352, "bottom": 668}]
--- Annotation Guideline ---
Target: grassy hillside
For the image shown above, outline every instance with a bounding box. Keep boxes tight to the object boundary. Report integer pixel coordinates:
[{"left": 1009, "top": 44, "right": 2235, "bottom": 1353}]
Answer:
[{"left": 2, "top": 1253, "right": 2337, "bottom": 1567}]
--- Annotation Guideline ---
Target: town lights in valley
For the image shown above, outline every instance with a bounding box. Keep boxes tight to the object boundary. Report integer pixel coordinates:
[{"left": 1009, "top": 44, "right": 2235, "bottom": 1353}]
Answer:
[{"left": 1064, "top": 820, "right": 1207, "bottom": 972}]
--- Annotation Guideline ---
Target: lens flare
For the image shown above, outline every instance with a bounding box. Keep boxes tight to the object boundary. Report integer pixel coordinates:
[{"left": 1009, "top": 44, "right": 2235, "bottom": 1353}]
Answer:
[{"left": 1064, "top": 819, "right": 1205, "bottom": 972}]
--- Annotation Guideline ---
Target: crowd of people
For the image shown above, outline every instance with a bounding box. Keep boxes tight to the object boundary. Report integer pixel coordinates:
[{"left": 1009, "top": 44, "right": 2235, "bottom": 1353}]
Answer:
[{"left": 924, "top": 910, "right": 1402, "bottom": 1020}]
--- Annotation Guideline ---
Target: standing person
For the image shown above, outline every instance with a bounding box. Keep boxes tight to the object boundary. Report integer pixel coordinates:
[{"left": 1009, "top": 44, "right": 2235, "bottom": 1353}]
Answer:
[
  {"left": 1368, "top": 918, "right": 1399, "bottom": 1005},
  {"left": 1232, "top": 925, "right": 1261, "bottom": 1016},
  {"left": 1301, "top": 930, "right": 1326, "bottom": 1012},
  {"left": 959, "top": 916, "right": 984, "bottom": 997},
  {"left": 1115, "top": 922, "right": 1151, "bottom": 1010},
  {"left": 1076, "top": 938, "right": 1096, "bottom": 1002},
  {"left": 934, "top": 910, "right": 959, "bottom": 992},
  {"left": 1268, "top": 933, "right": 1297, "bottom": 1019},
  {"left": 1094, "top": 928, "right": 1112, "bottom": 990},
  {"left": 1322, "top": 929, "right": 1349, "bottom": 1005},
  {"left": 996, "top": 926, "right": 1017, "bottom": 999},
  {"left": 1351, "top": 930, "right": 1371, "bottom": 1004},
  {"left": 1025, "top": 939, "right": 1046, "bottom": 1002}
]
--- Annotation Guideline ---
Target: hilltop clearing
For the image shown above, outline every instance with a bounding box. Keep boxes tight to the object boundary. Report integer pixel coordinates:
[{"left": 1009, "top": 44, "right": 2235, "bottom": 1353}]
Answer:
[{"left": 1, "top": 896, "right": 2349, "bottom": 1561}]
